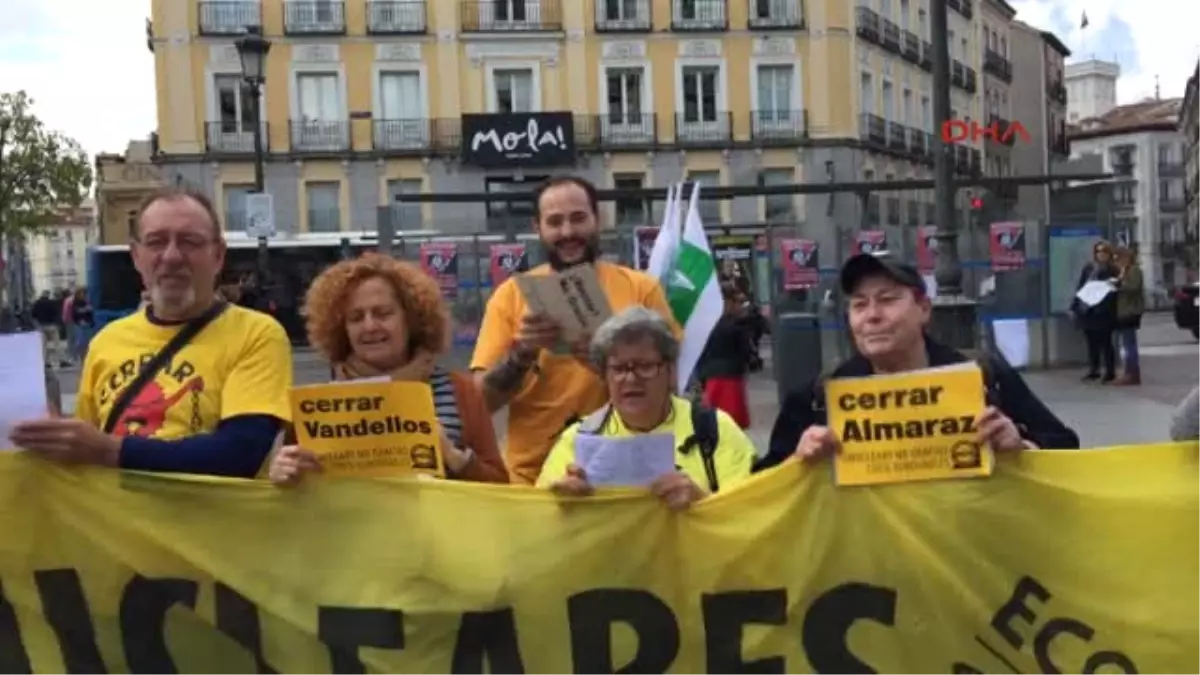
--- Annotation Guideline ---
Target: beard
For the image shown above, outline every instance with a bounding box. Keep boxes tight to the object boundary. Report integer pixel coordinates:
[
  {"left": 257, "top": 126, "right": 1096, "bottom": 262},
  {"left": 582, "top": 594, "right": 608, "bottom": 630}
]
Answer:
[
  {"left": 150, "top": 279, "right": 197, "bottom": 315},
  {"left": 543, "top": 235, "right": 601, "bottom": 271}
]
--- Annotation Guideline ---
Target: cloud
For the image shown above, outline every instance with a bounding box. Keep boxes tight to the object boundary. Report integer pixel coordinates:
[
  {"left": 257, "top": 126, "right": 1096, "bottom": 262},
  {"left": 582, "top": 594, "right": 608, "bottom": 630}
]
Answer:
[
  {"left": 0, "top": 0, "right": 155, "bottom": 161},
  {"left": 1011, "top": 0, "right": 1200, "bottom": 104}
]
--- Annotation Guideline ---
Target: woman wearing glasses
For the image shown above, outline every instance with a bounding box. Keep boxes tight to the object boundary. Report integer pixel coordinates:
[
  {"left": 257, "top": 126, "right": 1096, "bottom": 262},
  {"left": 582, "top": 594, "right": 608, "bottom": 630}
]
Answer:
[{"left": 537, "top": 306, "right": 758, "bottom": 510}]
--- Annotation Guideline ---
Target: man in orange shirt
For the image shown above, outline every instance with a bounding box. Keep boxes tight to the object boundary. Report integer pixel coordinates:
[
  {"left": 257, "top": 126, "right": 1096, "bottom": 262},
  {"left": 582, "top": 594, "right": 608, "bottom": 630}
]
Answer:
[{"left": 471, "top": 176, "right": 677, "bottom": 484}]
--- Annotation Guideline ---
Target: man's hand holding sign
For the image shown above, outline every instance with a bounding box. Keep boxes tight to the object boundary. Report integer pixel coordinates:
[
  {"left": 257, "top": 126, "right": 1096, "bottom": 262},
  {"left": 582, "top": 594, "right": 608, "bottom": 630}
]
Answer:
[{"left": 794, "top": 364, "right": 1032, "bottom": 485}]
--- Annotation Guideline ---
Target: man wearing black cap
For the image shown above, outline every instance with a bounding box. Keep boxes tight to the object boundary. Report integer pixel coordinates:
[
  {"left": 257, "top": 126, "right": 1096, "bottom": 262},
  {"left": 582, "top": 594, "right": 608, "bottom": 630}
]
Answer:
[{"left": 756, "top": 251, "right": 1079, "bottom": 470}]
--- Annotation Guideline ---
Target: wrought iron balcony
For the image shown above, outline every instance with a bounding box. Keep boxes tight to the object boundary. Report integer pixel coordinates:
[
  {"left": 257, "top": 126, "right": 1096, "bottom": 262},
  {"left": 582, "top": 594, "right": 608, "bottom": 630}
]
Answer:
[
  {"left": 881, "top": 19, "right": 901, "bottom": 53},
  {"left": 593, "top": 114, "right": 659, "bottom": 148},
  {"left": 289, "top": 120, "right": 351, "bottom": 152},
  {"left": 671, "top": 0, "right": 728, "bottom": 31},
  {"left": 1048, "top": 80, "right": 1068, "bottom": 105},
  {"left": 964, "top": 67, "right": 978, "bottom": 93},
  {"left": 920, "top": 39, "right": 933, "bottom": 71},
  {"left": 859, "top": 113, "right": 886, "bottom": 146},
  {"left": 198, "top": 2, "right": 261, "bottom": 35},
  {"left": 594, "top": 0, "right": 651, "bottom": 31},
  {"left": 986, "top": 114, "right": 1017, "bottom": 147},
  {"left": 901, "top": 30, "right": 921, "bottom": 64},
  {"left": 959, "top": 0, "right": 973, "bottom": 18},
  {"left": 908, "top": 127, "right": 930, "bottom": 157},
  {"left": 855, "top": 6, "right": 880, "bottom": 43},
  {"left": 674, "top": 113, "right": 732, "bottom": 146},
  {"left": 984, "top": 49, "right": 1013, "bottom": 83},
  {"left": 372, "top": 119, "right": 432, "bottom": 152},
  {"left": 205, "top": 121, "right": 269, "bottom": 154},
  {"left": 747, "top": 0, "right": 804, "bottom": 28},
  {"left": 307, "top": 208, "right": 342, "bottom": 233},
  {"left": 366, "top": 1, "right": 426, "bottom": 33},
  {"left": 951, "top": 60, "right": 966, "bottom": 88},
  {"left": 750, "top": 109, "right": 808, "bottom": 144},
  {"left": 284, "top": 1, "right": 346, "bottom": 34},
  {"left": 461, "top": 0, "right": 563, "bottom": 32},
  {"left": 887, "top": 121, "right": 907, "bottom": 151}
]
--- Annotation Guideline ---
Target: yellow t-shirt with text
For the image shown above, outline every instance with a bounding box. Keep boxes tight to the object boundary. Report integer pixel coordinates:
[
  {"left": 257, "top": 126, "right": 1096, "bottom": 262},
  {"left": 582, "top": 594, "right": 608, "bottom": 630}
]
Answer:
[
  {"left": 471, "top": 261, "right": 678, "bottom": 485},
  {"left": 76, "top": 305, "right": 293, "bottom": 439},
  {"left": 536, "top": 396, "right": 756, "bottom": 490}
]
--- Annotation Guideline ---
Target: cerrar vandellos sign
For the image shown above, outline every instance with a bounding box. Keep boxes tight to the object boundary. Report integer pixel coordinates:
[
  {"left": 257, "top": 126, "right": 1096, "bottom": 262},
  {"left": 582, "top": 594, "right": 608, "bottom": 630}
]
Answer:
[{"left": 460, "top": 112, "right": 575, "bottom": 167}]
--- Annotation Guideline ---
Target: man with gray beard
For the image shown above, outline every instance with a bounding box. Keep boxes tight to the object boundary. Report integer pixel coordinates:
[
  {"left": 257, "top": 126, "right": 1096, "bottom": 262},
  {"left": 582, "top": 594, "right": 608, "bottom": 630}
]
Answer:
[{"left": 9, "top": 187, "right": 293, "bottom": 478}]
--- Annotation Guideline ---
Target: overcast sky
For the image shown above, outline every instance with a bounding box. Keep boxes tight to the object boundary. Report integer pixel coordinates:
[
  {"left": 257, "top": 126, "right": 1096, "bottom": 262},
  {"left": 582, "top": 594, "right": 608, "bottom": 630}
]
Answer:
[{"left": 0, "top": 0, "right": 1196, "bottom": 161}]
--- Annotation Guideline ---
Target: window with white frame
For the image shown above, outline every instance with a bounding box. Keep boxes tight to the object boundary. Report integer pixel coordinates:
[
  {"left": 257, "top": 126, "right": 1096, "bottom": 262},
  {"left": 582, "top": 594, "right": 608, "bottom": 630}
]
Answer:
[
  {"left": 605, "top": 67, "right": 644, "bottom": 124},
  {"left": 681, "top": 65, "right": 720, "bottom": 123},
  {"left": 214, "top": 74, "right": 257, "bottom": 133},
  {"left": 386, "top": 179, "right": 423, "bottom": 230},
  {"left": 492, "top": 68, "right": 534, "bottom": 113},
  {"left": 881, "top": 80, "right": 894, "bottom": 121},
  {"left": 860, "top": 72, "right": 874, "bottom": 115},
  {"left": 294, "top": 71, "right": 343, "bottom": 149},
  {"left": 613, "top": 173, "right": 646, "bottom": 227},
  {"left": 377, "top": 70, "right": 425, "bottom": 148},
  {"left": 603, "top": 0, "right": 643, "bottom": 22},
  {"left": 755, "top": 64, "right": 793, "bottom": 125},
  {"left": 759, "top": 169, "right": 795, "bottom": 223},
  {"left": 902, "top": 88, "right": 912, "bottom": 125},
  {"left": 306, "top": 182, "right": 341, "bottom": 233},
  {"left": 223, "top": 184, "right": 256, "bottom": 231}
]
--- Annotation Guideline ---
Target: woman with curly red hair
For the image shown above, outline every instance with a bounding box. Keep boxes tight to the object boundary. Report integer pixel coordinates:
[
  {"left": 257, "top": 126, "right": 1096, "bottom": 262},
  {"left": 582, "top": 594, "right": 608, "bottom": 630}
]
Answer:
[{"left": 268, "top": 253, "right": 508, "bottom": 484}]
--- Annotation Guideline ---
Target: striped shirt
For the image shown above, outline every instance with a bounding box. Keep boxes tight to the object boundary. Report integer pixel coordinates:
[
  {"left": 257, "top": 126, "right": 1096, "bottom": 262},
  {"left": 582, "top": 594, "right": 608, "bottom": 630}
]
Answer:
[{"left": 429, "top": 366, "right": 463, "bottom": 447}]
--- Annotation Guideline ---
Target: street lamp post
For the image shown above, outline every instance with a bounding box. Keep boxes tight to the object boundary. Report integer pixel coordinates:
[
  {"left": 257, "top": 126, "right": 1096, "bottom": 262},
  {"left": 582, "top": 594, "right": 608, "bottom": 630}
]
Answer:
[{"left": 235, "top": 26, "right": 272, "bottom": 288}]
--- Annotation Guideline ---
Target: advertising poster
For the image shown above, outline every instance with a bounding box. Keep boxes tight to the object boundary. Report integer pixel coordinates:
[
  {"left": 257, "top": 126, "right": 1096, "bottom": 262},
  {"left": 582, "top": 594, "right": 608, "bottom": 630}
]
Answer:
[
  {"left": 489, "top": 243, "right": 528, "bottom": 286},
  {"left": 711, "top": 234, "right": 756, "bottom": 299},
  {"left": 419, "top": 242, "right": 459, "bottom": 298},
  {"left": 916, "top": 225, "right": 939, "bottom": 273},
  {"left": 853, "top": 230, "right": 888, "bottom": 256},
  {"left": 780, "top": 238, "right": 820, "bottom": 290},
  {"left": 634, "top": 227, "right": 659, "bottom": 271},
  {"left": 989, "top": 221, "right": 1027, "bottom": 271}
]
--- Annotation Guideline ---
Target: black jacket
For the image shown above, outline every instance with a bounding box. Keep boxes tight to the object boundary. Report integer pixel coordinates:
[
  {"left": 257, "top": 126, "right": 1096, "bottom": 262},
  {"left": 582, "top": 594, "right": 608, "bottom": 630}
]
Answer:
[
  {"left": 697, "top": 314, "right": 754, "bottom": 380},
  {"left": 1073, "top": 262, "right": 1118, "bottom": 331},
  {"left": 756, "top": 338, "right": 1080, "bottom": 471}
]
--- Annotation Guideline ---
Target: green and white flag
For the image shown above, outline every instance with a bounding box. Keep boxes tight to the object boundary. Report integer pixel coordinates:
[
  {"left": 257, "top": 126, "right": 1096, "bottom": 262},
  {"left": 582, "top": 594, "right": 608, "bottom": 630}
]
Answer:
[{"left": 648, "top": 182, "right": 722, "bottom": 393}]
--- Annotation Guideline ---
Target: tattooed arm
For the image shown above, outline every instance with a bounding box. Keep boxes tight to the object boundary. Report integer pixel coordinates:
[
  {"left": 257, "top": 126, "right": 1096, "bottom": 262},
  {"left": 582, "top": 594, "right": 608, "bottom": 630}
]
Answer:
[{"left": 474, "top": 347, "right": 539, "bottom": 413}]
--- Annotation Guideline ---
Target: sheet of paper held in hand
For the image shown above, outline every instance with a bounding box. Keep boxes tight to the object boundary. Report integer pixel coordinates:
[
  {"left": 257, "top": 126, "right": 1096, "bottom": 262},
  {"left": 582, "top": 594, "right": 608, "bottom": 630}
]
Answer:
[
  {"left": 825, "top": 363, "right": 992, "bottom": 487},
  {"left": 515, "top": 265, "right": 613, "bottom": 345},
  {"left": 573, "top": 433, "right": 676, "bottom": 487},
  {"left": 0, "top": 332, "right": 49, "bottom": 451},
  {"left": 289, "top": 379, "right": 445, "bottom": 478}
]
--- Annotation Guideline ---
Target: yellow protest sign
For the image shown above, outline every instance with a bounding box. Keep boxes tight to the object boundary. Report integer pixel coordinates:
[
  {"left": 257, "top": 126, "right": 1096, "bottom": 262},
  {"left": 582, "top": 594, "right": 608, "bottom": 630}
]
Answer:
[
  {"left": 826, "top": 363, "right": 993, "bottom": 486},
  {"left": 289, "top": 380, "right": 444, "bottom": 478},
  {"left": 0, "top": 443, "right": 1196, "bottom": 673}
]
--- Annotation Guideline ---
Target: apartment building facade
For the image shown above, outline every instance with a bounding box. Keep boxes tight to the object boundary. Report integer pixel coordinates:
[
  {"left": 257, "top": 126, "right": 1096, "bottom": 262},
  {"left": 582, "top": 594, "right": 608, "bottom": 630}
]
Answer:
[
  {"left": 94, "top": 140, "right": 166, "bottom": 245},
  {"left": 28, "top": 201, "right": 97, "bottom": 294},
  {"left": 148, "top": 0, "right": 1052, "bottom": 255},
  {"left": 1007, "top": 20, "right": 1069, "bottom": 221}
]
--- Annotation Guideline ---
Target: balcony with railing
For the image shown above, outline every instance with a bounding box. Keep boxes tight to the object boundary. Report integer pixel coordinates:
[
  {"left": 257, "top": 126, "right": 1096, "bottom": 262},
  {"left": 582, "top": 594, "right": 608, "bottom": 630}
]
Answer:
[
  {"left": 887, "top": 121, "right": 907, "bottom": 151},
  {"left": 747, "top": 0, "right": 804, "bottom": 28},
  {"left": 198, "top": 1, "right": 261, "bottom": 35},
  {"left": 372, "top": 119, "right": 433, "bottom": 152},
  {"left": 283, "top": 1, "right": 346, "bottom": 34},
  {"left": 307, "top": 208, "right": 341, "bottom": 233},
  {"left": 289, "top": 120, "right": 351, "bottom": 152},
  {"left": 672, "top": 0, "right": 728, "bottom": 31},
  {"left": 366, "top": 1, "right": 426, "bottom": 33},
  {"left": 908, "top": 127, "right": 930, "bottom": 157},
  {"left": 1048, "top": 80, "right": 1067, "bottom": 105},
  {"left": 589, "top": 113, "right": 659, "bottom": 148},
  {"left": 594, "top": 0, "right": 651, "bottom": 31},
  {"left": 750, "top": 109, "right": 808, "bottom": 144},
  {"left": 947, "top": 0, "right": 972, "bottom": 18},
  {"left": 920, "top": 39, "right": 933, "bottom": 71},
  {"left": 901, "top": 30, "right": 921, "bottom": 64},
  {"left": 859, "top": 113, "right": 886, "bottom": 147},
  {"left": 855, "top": 6, "right": 880, "bottom": 43},
  {"left": 986, "top": 114, "right": 1016, "bottom": 147},
  {"left": 984, "top": 49, "right": 1013, "bottom": 83},
  {"left": 881, "top": 18, "right": 901, "bottom": 53},
  {"left": 951, "top": 60, "right": 966, "bottom": 89},
  {"left": 205, "top": 121, "right": 269, "bottom": 154},
  {"left": 461, "top": 0, "right": 563, "bottom": 32},
  {"left": 675, "top": 113, "right": 732, "bottom": 146}
]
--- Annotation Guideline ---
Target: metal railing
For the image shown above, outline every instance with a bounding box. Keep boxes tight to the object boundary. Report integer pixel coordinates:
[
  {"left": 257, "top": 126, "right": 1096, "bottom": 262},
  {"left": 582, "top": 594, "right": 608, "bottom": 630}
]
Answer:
[
  {"left": 289, "top": 120, "right": 351, "bottom": 152},
  {"left": 284, "top": 1, "right": 346, "bottom": 33},
  {"left": 366, "top": 0, "right": 426, "bottom": 33},
  {"left": 984, "top": 49, "right": 1013, "bottom": 82},
  {"left": 594, "top": 0, "right": 651, "bottom": 31},
  {"left": 674, "top": 113, "right": 733, "bottom": 145},
  {"left": 672, "top": 0, "right": 728, "bottom": 30},
  {"left": 747, "top": 0, "right": 803, "bottom": 28},
  {"left": 593, "top": 113, "right": 659, "bottom": 148},
  {"left": 373, "top": 119, "right": 432, "bottom": 151},
  {"left": 205, "top": 121, "right": 269, "bottom": 153},
  {"left": 750, "top": 110, "right": 807, "bottom": 142},
  {"left": 461, "top": 0, "right": 563, "bottom": 31},
  {"left": 198, "top": 1, "right": 261, "bottom": 34}
]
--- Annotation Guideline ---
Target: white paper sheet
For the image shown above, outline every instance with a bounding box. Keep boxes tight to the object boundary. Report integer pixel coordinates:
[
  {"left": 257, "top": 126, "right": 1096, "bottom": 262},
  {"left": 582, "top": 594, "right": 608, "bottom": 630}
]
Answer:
[
  {"left": 991, "top": 319, "right": 1030, "bottom": 369},
  {"left": 0, "top": 332, "right": 49, "bottom": 451},
  {"left": 1075, "top": 280, "right": 1115, "bottom": 307},
  {"left": 573, "top": 433, "right": 676, "bottom": 487}
]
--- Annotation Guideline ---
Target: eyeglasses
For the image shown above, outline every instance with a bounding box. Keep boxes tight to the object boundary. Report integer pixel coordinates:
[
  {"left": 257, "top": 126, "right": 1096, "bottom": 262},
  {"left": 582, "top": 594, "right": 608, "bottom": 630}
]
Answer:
[
  {"left": 137, "top": 235, "right": 214, "bottom": 254},
  {"left": 606, "top": 361, "right": 666, "bottom": 380}
]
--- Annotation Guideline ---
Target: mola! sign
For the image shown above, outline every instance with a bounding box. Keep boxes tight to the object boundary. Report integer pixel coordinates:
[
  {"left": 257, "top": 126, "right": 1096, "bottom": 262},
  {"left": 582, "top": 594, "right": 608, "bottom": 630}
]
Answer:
[{"left": 461, "top": 112, "right": 575, "bottom": 167}]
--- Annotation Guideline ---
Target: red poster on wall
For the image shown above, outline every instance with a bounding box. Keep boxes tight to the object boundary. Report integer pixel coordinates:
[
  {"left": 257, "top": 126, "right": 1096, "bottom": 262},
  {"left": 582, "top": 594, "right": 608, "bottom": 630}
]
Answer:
[
  {"left": 489, "top": 243, "right": 528, "bottom": 286},
  {"left": 853, "top": 230, "right": 888, "bottom": 255},
  {"left": 916, "top": 225, "right": 939, "bottom": 272},
  {"left": 419, "top": 242, "right": 459, "bottom": 298},
  {"left": 780, "top": 238, "right": 819, "bottom": 290},
  {"left": 989, "top": 221, "right": 1027, "bottom": 271}
]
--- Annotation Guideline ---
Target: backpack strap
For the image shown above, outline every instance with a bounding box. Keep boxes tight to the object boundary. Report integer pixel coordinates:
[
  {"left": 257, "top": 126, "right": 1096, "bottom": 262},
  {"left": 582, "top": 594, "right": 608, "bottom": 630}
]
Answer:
[{"left": 679, "top": 404, "right": 721, "bottom": 494}]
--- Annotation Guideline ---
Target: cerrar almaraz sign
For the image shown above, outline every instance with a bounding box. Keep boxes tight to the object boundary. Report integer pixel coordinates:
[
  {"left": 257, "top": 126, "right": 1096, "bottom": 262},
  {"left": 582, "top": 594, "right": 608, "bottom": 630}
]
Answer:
[{"left": 461, "top": 112, "right": 575, "bottom": 167}]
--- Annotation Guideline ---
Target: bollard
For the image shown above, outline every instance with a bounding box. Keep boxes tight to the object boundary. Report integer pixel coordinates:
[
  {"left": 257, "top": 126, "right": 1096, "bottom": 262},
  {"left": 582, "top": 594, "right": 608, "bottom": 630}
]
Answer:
[{"left": 771, "top": 311, "right": 823, "bottom": 403}]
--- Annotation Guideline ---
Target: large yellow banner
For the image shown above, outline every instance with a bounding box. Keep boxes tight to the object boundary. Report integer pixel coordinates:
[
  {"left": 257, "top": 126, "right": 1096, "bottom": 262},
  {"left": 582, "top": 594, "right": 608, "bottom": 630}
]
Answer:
[{"left": 0, "top": 443, "right": 1196, "bottom": 673}]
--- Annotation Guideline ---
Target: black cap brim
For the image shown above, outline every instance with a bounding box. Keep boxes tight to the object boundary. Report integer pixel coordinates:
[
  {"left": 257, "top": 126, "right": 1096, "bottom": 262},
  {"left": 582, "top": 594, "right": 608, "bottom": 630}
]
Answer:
[{"left": 839, "top": 253, "right": 924, "bottom": 295}]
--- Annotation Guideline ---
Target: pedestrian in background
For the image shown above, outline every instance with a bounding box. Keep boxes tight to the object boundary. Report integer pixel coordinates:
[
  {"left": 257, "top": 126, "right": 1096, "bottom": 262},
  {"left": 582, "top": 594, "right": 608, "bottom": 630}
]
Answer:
[
  {"left": 1072, "top": 240, "right": 1119, "bottom": 383},
  {"left": 1112, "top": 246, "right": 1145, "bottom": 385},
  {"left": 69, "top": 287, "right": 94, "bottom": 362},
  {"left": 268, "top": 253, "right": 508, "bottom": 485},
  {"left": 696, "top": 282, "right": 754, "bottom": 429}
]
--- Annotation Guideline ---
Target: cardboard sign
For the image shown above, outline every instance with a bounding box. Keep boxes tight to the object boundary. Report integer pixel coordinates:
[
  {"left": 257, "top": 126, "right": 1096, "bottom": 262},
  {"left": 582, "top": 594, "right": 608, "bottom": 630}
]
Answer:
[
  {"left": 826, "top": 363, "right": 993, "bottom": 487},
  {"left": 515, "top": 265, "right": 613, "bottom": 344},
  {"left": 289, "top": 380, "right": 444, "bottom": 478}
]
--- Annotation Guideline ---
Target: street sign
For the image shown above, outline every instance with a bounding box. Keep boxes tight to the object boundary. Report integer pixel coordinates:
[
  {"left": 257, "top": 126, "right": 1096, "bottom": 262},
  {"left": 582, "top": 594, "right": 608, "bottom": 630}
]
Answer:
[{"left": 245, "top": 192, "right": 275, "bottom": 239}]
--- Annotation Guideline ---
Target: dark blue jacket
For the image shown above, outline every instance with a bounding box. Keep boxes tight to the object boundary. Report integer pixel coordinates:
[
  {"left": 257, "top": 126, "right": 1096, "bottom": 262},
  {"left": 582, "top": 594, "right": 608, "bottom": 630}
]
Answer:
[{"left": 756, "top": 338, "right": 1081, "bottom": 472}]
